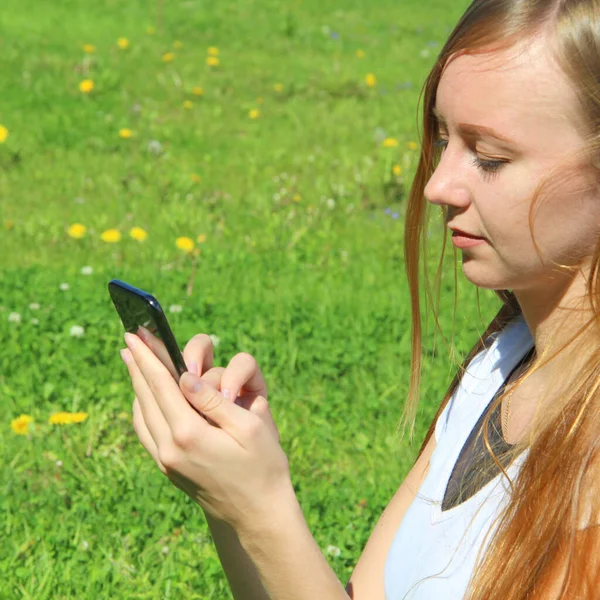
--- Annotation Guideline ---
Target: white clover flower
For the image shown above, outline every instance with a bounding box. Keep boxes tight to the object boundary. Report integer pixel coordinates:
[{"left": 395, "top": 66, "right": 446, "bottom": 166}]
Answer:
[
  {"left": 31, "top": 318, "right": 39, "bottom": 325},
  {"left": 372, "top": 127, "right": 387, "bottom": 143},
  {"left": 326, "top": 545, "right": 341, "bottom": 557},
  {"left": 29, "top": 302, "right": 40, "bottom": 310},
  {"left": 147, "top": 140, "right": 163, "bottom": 156},
  {"left": 8, "top": 312, "right": 21, "bottom": 323},
  {"left": 56, "top": 460, "right": 63, "bottom": 467},
  {"left": 81, "top": 540, "right": 89, "bottom": 550},
  {"left": 326, "top": 198, "right": 336, "bottom": 209},
  {"left": 70, "top": 325, "right": 85, "bottom": 338},
  {"left": 169, "top": 304, "right": 182, "bottom": 313},
  {"left": 209, "top": 334, "right": 220, "bottom": 347},
  {"left": 81, "top": 266, "right": 93, "bottom": 275},
  {"left": 60, "top": 283, "right": 70, "bottom": 291},
  {"left": 161, "top": 546, "right": 169, "bottom": 555}
]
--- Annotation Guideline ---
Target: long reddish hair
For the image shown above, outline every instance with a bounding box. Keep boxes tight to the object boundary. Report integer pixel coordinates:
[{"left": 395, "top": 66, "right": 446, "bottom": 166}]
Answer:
[{"left": 400, "top": 0, "right": 600, "bottom": 596}]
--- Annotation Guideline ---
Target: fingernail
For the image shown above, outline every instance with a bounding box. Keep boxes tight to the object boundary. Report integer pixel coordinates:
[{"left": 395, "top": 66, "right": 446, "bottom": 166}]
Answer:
[
  {"left": 182, "top": 373, "right": 203, "bottom": 393},
  {"left": 120, "top": 349, "right": 130, "bottom": 364},
  {"left": 124, "top": 332, "right": 137, "bottom": 348},
  {"left": 187, "top": 361, "right": 199, "bottom": 375},
  {"left": 222, "top": 388, "right": 231, "bottom": 400}
]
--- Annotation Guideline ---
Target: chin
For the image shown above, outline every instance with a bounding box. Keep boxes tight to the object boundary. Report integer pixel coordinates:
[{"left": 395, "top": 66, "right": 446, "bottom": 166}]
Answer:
[{"left": 460, "top": 261, "right": 512, "bottom": 291}]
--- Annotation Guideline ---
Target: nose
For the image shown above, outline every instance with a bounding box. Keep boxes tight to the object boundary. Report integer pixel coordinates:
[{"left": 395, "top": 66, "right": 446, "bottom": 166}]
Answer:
[{"left": 424, "top": 145, "right": 472, "bottom": 212}]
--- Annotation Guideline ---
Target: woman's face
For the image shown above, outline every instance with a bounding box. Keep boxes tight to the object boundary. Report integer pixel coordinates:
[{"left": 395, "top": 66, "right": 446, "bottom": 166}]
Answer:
[{"left": 424, "top": 35, "right": 600, "bottom": 294}]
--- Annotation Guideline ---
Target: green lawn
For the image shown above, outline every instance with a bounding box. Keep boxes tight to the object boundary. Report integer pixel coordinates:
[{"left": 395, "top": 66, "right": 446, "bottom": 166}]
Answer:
[{"left": 0, "top": 0, "right": 503, "bottom": 597}]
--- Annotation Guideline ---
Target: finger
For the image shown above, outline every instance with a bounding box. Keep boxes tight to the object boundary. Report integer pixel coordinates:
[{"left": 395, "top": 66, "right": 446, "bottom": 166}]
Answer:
[
  {"left": 200, "top": 366, "right": 225, "bottom": 391},
  {"left": 220, "top": 352, "right": 268, "bottom": 403},
  {"left": 132, "top": 396, "right": 168, "bottom": 474},
  {"left": 182, "top": 334, "right": 215, "bottom": 377},
  {"left": 124, "top": 333, "right": 204, "bottom": 431},
  {"left": 179, "top": 372, "right": 255, "bottom": 444},
  {"left": 233, "top": 393, "right": 280, "bottom": 442},
  {"left": 122, "top": 347, "right": 173, "bottom": 447},
  {"left": 137, "top": 325, "right": 180, "bottom": 380}
]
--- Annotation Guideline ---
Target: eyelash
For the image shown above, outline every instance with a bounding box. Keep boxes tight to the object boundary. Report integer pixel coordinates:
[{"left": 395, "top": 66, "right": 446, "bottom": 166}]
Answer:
[{"left": 432, "top": 138, "right": 506, "bottom": 181}]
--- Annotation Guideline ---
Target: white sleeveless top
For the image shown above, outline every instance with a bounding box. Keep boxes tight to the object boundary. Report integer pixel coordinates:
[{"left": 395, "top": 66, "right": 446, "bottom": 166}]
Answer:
[{"left": 384, "top": 313, "right": 534, "bottom": 600}]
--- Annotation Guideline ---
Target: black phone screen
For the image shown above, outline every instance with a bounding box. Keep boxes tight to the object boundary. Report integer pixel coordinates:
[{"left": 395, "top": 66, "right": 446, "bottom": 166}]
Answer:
[{"left": 108, "top": 279, "right": 188, "bottom": 382}]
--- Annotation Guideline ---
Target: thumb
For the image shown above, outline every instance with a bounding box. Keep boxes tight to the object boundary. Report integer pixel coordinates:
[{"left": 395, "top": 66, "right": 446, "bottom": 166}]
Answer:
[{"left": 179, "top": 371, "right": 247, "bottom": 438}]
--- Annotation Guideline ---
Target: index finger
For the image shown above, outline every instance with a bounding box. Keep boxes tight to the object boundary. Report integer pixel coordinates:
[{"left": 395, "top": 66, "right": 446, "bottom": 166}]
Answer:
[
  {"left": 220, "top": 352, "right": 268, "bottom": 403},
  {"left": 182, "top": 334, "right": 215, "bottom": 376}
]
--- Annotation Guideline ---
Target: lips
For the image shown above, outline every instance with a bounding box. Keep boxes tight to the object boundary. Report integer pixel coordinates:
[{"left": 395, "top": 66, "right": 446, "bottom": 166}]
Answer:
[{"left": 450, "top": 228, "right": 486, "bottom": 240}]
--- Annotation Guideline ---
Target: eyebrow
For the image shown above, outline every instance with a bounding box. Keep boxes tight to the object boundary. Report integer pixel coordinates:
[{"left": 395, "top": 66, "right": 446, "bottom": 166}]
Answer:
[{"left": 432, "top": 106, "right": 518, "bottom": 148}]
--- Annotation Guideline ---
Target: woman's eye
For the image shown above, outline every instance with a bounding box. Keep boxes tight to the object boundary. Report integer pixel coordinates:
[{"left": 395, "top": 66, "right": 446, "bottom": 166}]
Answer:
[{"left": 432, "top": 137, "right": 506, "bottom": 180}]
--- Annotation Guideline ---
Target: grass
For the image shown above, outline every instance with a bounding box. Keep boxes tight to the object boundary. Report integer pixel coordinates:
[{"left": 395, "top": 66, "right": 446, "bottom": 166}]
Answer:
[{"left": 0, "top": 0, "right": 505, "bottom": 597}]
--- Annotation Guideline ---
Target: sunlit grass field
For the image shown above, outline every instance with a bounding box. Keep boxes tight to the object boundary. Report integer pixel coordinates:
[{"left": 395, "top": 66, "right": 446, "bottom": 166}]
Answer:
[{"left": 0, "top": 0, "right": 504, "bottom": 597}]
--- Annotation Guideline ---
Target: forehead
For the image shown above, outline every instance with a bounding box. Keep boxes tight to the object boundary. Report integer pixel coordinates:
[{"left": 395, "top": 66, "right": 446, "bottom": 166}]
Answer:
[{"left": 436, "top": 36, "right": 586, "bottom": 141}]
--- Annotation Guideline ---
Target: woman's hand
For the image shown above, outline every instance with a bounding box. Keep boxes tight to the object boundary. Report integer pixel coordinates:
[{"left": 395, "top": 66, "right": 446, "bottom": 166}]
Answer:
[{"left": 120, "top": 332, "right": 292, "bottom": 530}]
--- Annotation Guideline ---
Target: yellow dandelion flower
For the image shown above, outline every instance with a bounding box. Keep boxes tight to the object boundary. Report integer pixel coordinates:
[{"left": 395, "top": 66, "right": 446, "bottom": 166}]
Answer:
[
  {"left": 117, "top": 37, "right": 130, "bottom": 50},
  {"left": 49, "top": 412, "right": 72, "bottom": 425},
  {"left": 191, "top": 173, "right": 201, "bottom": 183},
  {"left": 173, "top": 40, "right": 183, "bottom": 49},
  {"left": 192, "top": 86, "right": 204, "bottom": 96},
  {"left": 207, "top": 46, "right": 219, "bottom": 56},
  {"left": 273, "top": 82, "right": 284, "bottom": 93},
  {"left": 119, "top": 128, "right": 133, "bottom": 139},
  {"left": 0, "top": 125, "right": 8, "bottom": 143},
  {"left": 118, "top": 411, "right": 130, "bottom": 420},
  {"left": 183, "top": 100, "right": 193, "bottom": 110},
  {"left": 382, "top": 137, "right": 399, "bottom": 148},
  {"left": 83, "top": 44, "right": 96, "bottom": 54},
  {"left": 162, "top": 52, "right": 175, "bottom": 63},
  {"left": 392, "top": 164, "right": 403, "bottom": 176},
  {"left": 356, "top": 49, "right": 365, "bottom": 59},
  {"left": 129, "top": 227, "right": 148, "bottom": 241},
  {"left": 79, "top": 79, "right": 94, "bottom": 94},
  {"left": 206, "top": 56, "right": 220, "bottom": 67},
  {"left": 69, "top": 412, "right": 88, "bottom": 423},
  {"left": 11, "top": 414, "right": 33, "bottom": 435},
  {"left": 68, "top": 223, "right": 87, "bottom": 239},
  {"left": 197, "top": 233, "right": 207, "bottom": 243},
  {"left": 292, "top": 194, "right": 302, "bottom": 203},
  {"left": 407, "top": 141, "right": 419, "bottom": 151},
  {"left": 100, "top": 229, "right": 121, "bottom": 243},
  {"left": 147, "top": 26, "right": 156, "bottom": 35},
  {"left": 365, "top": 73, "right": 377, "bottom": 87},
  {"left": 176, "top": 237, "right": 195, "bottom": 253},
  {"left": 249, "top": 108, "right": 260, "bottom": 119}
]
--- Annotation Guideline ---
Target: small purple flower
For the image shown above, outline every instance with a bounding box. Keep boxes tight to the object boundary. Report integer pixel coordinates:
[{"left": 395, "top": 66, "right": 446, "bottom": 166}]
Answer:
[
  {"left": 330, "top": 31, "right": 340, "bottom": 40},
  {"left": 384, "top": 208, "right": 392, "bottom": 215},
  {"left": 392, "top": 212, "right": 399, "bottom": 219}
]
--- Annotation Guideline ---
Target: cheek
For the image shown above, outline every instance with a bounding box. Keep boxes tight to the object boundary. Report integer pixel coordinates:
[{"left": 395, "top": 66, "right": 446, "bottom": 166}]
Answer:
[{"left": 522, "top": 174, "right": 600, "bottom": 258}]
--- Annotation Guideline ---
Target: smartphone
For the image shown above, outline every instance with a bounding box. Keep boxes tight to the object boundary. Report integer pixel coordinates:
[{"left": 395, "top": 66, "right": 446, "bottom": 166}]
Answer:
[{"left": 108, "top": 279, "right": 188, "bottom": 382}]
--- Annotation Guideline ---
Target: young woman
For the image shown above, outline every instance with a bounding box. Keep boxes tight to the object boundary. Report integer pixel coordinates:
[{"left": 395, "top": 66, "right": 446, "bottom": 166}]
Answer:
[{"left": 120, "top": 1, "right": 600, "bottom": 598}]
